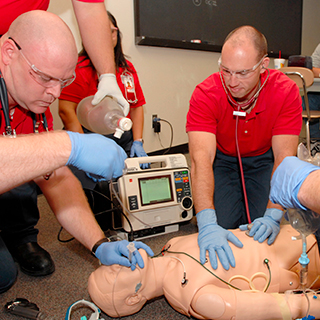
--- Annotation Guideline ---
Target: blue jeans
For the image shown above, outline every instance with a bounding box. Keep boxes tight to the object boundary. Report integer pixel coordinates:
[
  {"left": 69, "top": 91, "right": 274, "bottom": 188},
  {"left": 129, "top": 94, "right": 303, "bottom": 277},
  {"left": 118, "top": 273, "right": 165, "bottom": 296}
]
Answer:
[
  {"left": 213, "top": 149, "right": 274, "bottom": 229},
  {"left": 302, "top": 93, "right": 320, "bottom": 139},
  {"left": 0, "top": 182, "right": 39, "bottom": 249},
  {"left": 0, "top": 236, "right": 17, "bottom": 293}
]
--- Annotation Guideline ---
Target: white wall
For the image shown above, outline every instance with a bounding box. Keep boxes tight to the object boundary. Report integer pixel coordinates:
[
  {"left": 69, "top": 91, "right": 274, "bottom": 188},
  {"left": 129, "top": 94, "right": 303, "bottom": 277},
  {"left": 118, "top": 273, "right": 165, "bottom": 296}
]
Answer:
[
  {"left": 301, "top": 0, "right": 320, "bottom": 56},
  {"left": 48, "top": 0, "right": 320, "bottom": 153}
]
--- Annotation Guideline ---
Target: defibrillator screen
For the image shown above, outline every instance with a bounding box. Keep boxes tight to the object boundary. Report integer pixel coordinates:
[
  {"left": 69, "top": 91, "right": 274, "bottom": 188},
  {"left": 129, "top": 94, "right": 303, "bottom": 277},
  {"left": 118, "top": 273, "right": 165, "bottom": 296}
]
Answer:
[{"left": 139, "top": 174, "right": 173, "bottom": 206}]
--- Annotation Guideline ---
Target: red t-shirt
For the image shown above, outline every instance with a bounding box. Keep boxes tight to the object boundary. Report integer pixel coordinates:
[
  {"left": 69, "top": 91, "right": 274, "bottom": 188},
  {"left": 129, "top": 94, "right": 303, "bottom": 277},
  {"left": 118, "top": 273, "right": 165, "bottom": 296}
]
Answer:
[
  {"left": 186, "top": 69, "right": 302, "bottom": 157},
  {"left": 0, "top": 0, "right": 104, "bottom": 35},
  {"left": 59, "top": 57, "right": 146, "bottom": 118},
  {"left": 0, "top": 104, "right": 53, "bottom": 135}
]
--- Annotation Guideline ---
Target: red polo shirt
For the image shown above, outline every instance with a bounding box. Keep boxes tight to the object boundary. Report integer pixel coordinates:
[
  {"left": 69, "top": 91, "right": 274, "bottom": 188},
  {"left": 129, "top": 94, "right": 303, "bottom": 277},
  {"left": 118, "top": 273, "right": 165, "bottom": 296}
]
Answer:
[
  {"left": 0, "top": 0, "right": 104, "bottom": 35},
  {"left": 60, "top": 57, "right": 146, "bottom": 119},
  {"left": 186, "top": 69, "right": 302, "bottom": 157},
  {"left": 0, "top": 104, "right": 53, "bottom": 135}
]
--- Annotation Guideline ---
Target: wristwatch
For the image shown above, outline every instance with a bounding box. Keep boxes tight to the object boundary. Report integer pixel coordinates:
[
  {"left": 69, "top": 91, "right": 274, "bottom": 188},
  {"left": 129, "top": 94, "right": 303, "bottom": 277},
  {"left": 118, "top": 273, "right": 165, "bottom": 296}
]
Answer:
[{"left": 91, "top": 237, "right": 110, "bottom": 256}]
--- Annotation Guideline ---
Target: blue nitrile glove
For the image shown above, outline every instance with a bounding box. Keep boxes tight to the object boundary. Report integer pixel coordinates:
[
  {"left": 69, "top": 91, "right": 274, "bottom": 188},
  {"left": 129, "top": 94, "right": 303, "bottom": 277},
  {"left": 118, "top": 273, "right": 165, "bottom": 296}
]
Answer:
[
  {"left": 66, "top": 132, "right": 127, "bottom": 181},
  {"left": 197, "top": 209, "right": 243, "bottom": 270},
  {"left": 95, "top": 240, "right": 154, "bottom": 271},
  {"left": 130, "top": 140, "right": 149, "bottom": 169},
  {"left": 239, "top": 208, "right": 283, "bottom": 245},
  {"left": 270, "top": 156, "right": 320, "bottom": 210}
]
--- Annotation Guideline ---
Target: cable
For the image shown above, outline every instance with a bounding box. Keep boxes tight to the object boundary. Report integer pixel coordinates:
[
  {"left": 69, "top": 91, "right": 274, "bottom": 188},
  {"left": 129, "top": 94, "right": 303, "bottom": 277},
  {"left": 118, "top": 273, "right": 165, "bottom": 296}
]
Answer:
[
  {"left": 263, "top": 258, "right": 271, "bottom": 292},
  {"left": 57, "top": 186, "right": 135, "bottom": 243},
  {"left": 159, "top": 119, "right": 174, "bottom": 154},
  {"left": 219, "top": 70, "right": 270, "bottom": 225},
  {"left": 156, "top": 246, "right": 273, "bottom": 293},
  {"left": 235, "top": 112, "right": 252, "bottom": 224},
  {"left": 163, "top": 249, "right": 241, "bottom": 290},
  {"left": 111, "top": 182, "right": 153, "bottom": 230},
  {"left": 0, "top": 72, "right": 12, "bottom": 135},
  {"left": 155, "top": 117, "right": 174, "bottom": 155}
]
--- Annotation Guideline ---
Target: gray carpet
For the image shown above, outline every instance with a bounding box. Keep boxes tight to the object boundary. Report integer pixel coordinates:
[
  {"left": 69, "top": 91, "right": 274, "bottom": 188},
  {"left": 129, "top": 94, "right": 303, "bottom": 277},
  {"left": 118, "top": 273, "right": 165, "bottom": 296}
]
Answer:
[{"left": 0, "top": 195, "right": 198, "bottom": 320}]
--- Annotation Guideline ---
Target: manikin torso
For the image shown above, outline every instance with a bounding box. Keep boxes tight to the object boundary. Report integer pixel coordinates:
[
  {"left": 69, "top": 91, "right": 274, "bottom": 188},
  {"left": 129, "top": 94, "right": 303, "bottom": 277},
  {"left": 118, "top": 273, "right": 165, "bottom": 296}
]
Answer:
[{"left": 158, "top": 225, "right": 320, "bottom": 317}]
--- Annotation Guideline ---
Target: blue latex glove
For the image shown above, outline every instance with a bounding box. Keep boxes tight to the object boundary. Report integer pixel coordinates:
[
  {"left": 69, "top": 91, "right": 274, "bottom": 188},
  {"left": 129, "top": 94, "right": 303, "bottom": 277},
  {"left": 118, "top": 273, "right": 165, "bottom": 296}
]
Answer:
[
  {"left": 270, "top": 156, "right": 320, "bottom": 210},
  {"left": 95, "top": 240, "right": 154, "bottom": 271},
  {"left": 130, "top": 141, "right": 149, "bottom": 169},
  {"left": 239, "top": 208, "right": 283, "bottom": 245},
  {"left": 66, "top": 132, "right": 127, "bottom": 181},
  {"left": 197, "top": 209, "right": 243, "bottom": 270}
]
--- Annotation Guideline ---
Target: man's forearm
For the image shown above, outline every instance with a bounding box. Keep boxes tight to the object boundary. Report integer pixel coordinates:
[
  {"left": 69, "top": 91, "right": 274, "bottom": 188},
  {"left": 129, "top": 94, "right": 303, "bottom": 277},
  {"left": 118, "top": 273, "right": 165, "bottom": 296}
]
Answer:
[
  {"left": 39, "top": 167, "right": 105, "bottom": 250},
  {"left": 0, "top": 131, "right": 71, "bottom": 194},
  {"left": 72, "top": 0, "right": 116, "bottom": 75},
  {"left": 191, "top": 163, "right": 215, "bottom": 214},
  {"left": 298, "top": 170, "right": 320, "bottom": 215}
]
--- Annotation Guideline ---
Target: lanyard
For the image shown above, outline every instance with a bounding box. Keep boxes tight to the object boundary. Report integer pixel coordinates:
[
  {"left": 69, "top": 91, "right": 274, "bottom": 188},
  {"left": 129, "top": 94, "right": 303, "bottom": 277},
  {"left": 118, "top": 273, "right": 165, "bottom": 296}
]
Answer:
[
  {"left": 0, "top": 71, "right": 51, "bottom": 179},
  {"left": 0, "top": 71, "right": 47, "bottom": 136},
  {"left": 0, "top": 72, "right": 14, "bottom": 136},
  {"left": 31, "top": 113, "right": 48, "bottom": 133}
]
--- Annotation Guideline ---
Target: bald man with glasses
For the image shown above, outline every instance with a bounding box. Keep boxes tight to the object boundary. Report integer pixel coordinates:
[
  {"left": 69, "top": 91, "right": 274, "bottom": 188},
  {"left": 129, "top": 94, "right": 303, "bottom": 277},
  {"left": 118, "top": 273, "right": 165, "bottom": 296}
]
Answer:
[
  {"left": 186, "top": 26, "right": 302, "bottom": 272},
  {"left": 0, "top": 10, "right": 152, "bottom": 293}
]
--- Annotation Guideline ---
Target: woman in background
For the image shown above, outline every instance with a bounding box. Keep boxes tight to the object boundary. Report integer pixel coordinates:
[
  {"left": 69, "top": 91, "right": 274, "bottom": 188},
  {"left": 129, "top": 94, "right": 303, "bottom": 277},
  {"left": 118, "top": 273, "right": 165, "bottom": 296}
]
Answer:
[{"left": 59, "top": 11, "right": 147, "bottom": 159}]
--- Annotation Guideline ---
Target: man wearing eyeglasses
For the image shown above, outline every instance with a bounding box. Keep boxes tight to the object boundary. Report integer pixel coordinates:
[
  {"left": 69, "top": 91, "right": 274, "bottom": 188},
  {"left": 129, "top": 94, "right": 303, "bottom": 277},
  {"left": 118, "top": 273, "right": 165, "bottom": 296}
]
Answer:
[
  {"left": 186, "top": 26, "right": 302, "bottom": 271},
  {"left": 0, "top": 0, "right": 130, "bottom": 117},
  {"left": 0, "top": 10, "right": 153, "bottom": 293}
]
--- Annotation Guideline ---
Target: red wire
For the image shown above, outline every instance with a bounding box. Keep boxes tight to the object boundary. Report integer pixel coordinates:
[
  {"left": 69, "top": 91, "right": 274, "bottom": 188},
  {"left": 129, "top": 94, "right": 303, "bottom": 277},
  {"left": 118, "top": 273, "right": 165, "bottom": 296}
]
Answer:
[{"left": 235, "top": 112, "right": 252, "bottom": 224}]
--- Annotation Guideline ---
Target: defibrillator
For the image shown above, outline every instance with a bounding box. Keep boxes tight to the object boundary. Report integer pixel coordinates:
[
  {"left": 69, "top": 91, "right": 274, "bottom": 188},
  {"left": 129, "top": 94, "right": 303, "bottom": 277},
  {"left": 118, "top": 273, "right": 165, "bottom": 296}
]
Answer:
[{"left": 110, "top": 154, "right": 193, "bottom": 239}]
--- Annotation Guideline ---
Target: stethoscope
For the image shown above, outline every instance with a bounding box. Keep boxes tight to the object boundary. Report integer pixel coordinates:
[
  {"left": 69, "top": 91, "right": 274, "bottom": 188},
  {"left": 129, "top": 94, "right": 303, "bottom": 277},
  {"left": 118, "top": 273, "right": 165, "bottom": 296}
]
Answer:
[
  {"left": 219, "top": 67, "right": 270, "bottom": 111},
  {"left": 0, "top": 71, "right": 52, "bottom": 179},
  {"left": 0, "top": 71, "right": 48, "bottom": 137},
  {"left": 120, "top": 70, "right": 138, "bottom": 104},
  {"left": 219, "top": 68, "right": 270, "bottom": 224}
]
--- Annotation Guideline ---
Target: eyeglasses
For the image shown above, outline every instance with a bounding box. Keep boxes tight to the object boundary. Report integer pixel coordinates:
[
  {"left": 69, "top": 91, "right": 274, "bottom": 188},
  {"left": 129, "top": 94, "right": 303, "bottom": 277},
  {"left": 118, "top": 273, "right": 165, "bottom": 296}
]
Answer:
[
  {"left": 111, "top": 27, "right": 118, "bottom": 34},
  {"left": 218, "top": 54, "right": 267, "bottom": 79},
  {"left": 8, "top": 37, "right": 76, "bottom": 89}
]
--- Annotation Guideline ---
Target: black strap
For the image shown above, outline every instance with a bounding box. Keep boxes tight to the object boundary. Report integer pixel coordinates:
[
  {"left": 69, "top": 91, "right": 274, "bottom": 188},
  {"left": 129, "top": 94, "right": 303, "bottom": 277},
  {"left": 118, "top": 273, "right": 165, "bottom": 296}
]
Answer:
[
  {"left": 0, "top": 71, "right": 47, "bottom": 134},
  {"left": 0, "top": 71, "right": 12, "bottom": 134}
]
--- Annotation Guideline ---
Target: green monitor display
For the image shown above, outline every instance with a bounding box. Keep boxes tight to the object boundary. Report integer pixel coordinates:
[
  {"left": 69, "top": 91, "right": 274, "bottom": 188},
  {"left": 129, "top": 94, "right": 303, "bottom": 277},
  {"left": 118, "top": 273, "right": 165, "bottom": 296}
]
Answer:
[{"left": 138, "top": 175, "right": 173, "bottom": 206}]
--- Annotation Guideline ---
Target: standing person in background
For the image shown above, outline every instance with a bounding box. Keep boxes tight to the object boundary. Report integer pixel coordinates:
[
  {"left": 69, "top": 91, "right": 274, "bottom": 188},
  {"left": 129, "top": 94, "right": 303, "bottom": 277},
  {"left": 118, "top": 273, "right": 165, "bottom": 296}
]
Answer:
[
  {"left": 302, "top": 43, "right": 320, "bottom": 140},
  {"left": 0, "top": 0, "right": 130, "bottom": 115},
  {"left": 59, "top": 11, "right": 147, "bottom": 160},
  {"left": 186, "top": 26, "right": 302, "bottom": 271}
]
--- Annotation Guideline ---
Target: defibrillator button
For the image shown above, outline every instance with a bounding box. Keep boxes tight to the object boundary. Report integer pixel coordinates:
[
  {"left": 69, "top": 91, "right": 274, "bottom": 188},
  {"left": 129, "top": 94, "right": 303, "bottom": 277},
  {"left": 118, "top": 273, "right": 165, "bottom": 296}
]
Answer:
[{"left": 128, "top": 195, "right": 138, "bottom": 210}]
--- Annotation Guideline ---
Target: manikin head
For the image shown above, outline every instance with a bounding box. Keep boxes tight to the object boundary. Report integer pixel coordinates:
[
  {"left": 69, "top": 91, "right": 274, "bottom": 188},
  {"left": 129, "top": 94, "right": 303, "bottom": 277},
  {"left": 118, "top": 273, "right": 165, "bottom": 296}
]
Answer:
[
  {"left": 0, "top": 10, "right": 78, "bottom": 113},
  {"left": 88, "top": 250, "right": 157, "bottom": 317},
  {"left": 219, "top": 25, "right": 270, "bottom": 103}
]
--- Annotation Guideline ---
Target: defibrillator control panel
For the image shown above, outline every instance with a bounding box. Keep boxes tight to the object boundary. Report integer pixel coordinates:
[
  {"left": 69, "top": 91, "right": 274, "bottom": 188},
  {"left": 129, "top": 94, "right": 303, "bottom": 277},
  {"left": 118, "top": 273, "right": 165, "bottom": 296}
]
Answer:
[{"left": 111, "top": 154, "right": 193, "bottom": 236}]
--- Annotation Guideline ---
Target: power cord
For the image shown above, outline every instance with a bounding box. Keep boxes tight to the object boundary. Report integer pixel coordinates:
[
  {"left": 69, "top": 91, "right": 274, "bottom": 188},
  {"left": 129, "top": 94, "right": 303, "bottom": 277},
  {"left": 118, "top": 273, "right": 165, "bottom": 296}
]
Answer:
[
  {"left": 153, "top": 117, "right": 174, "bottom": 154},
  {"left": 57, "top": 187, "right": 135, "bottom": 243}
]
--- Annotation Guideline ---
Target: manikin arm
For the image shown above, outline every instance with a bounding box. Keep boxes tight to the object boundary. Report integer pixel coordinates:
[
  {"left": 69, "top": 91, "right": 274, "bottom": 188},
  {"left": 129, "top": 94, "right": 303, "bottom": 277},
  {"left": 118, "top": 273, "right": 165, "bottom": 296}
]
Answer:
[{"left": 190, "top": 284, "right": 318, "bottom": 320}]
